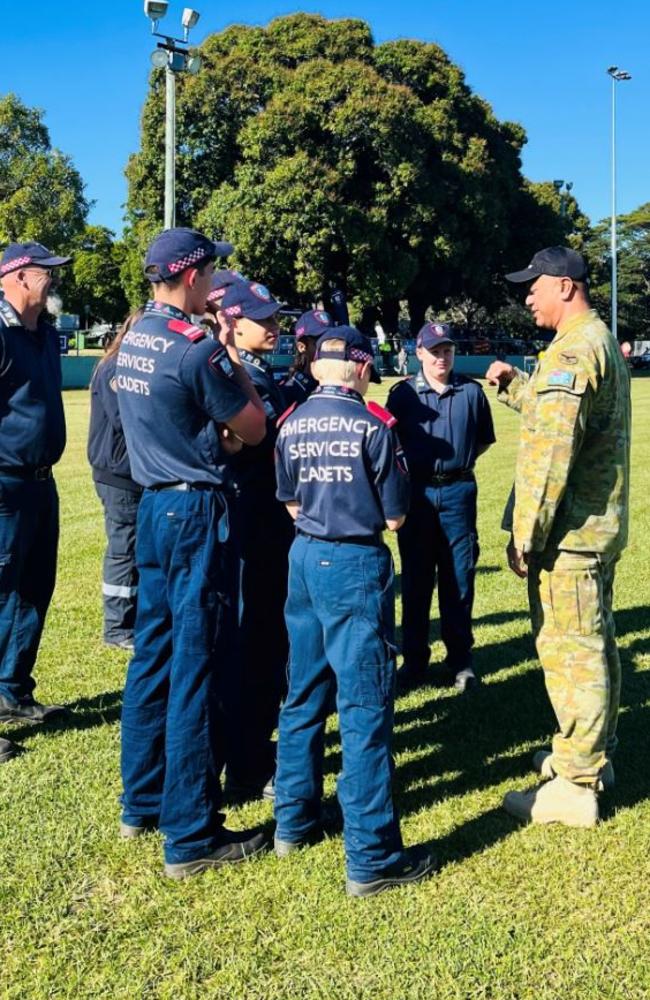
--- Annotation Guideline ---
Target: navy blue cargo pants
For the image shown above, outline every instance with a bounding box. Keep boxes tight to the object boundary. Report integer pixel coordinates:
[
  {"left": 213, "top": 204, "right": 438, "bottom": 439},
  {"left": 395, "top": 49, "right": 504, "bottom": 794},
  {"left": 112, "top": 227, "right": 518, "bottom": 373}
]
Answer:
[
  {"left": 275, "top": 534, "right": 404, "bottom": 882},
  {"left": 94, "top": 482, "right": 140, "bottom": 645},
  {"left": 120, "top": 488, "right": 237, "bottom": 864},
  {"left": 0, "top": 475, "right": 58, "bottom": 703},
  {"left": 398, "top": 479, "right": 479, "bottom": 674},
  {"left": 231, "top": 489, "right": 294, "bottom": 786}
]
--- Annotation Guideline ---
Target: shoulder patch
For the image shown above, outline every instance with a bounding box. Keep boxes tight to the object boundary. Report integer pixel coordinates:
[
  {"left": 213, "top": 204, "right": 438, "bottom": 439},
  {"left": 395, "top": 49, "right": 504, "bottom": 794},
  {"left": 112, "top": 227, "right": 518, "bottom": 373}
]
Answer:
[
  {"left": 366, "top": 401, "right": 397, "bottom": 428},
  {"left": 276, "top": 402, "right": 298, "bottom": 428},
  {"left": 167, "top": 318, "right": 206, "bottom": 343},
  {"left": 558, "top": 351, "right": 578, "bottom": 365},
  {"left": 544, "top": 369, "right": 576, "bottom": 389},
  {"left": 208, "top": 347, "right": 235, "bottom": 380}
]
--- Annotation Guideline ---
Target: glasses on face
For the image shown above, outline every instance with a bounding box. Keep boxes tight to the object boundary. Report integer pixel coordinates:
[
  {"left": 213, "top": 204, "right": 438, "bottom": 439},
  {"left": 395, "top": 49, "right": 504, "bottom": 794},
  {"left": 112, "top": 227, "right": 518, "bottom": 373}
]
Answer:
[{"left": 29, "top": 267, "right": 60, "bottom": 288}]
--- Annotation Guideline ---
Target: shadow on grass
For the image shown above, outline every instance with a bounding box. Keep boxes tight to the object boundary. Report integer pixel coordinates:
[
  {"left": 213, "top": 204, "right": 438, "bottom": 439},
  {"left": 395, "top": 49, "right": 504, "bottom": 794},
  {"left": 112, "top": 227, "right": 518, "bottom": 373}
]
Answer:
[
  {"left": 5, "top": 689, "right": 123, "bottom": 744},
  {"left": 475, "top": 564, "right": 502, "bottom": 576},
  {"left": 319, "top": 603, "right": 650, "bottom": 857}
]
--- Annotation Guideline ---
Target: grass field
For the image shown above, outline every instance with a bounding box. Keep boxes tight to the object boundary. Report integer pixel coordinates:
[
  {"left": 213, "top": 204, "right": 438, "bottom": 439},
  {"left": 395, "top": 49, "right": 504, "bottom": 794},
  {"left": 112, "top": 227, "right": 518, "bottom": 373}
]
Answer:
[{"left": 1, "top": 378, "right": 649, "bottom": 1000}]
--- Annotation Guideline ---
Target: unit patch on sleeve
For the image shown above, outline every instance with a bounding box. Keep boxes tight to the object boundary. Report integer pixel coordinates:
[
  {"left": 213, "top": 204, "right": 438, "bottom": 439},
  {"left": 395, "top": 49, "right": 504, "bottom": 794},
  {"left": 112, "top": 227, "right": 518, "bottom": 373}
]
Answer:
[
  {"left": 208, "top": 347, "right": 235, "bottom": 379},
  {"left": 545, "top": 369, "right": 576, "bottom": 389}
]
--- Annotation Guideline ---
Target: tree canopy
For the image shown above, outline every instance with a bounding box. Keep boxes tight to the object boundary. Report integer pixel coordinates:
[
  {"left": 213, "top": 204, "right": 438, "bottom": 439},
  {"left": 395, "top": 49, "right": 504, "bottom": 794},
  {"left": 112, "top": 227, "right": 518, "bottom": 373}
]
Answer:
[
  {"left": 0, "top": 95, "right": 130, "bottom": 324},
  {"left": 583, "top": 203, "right": 650, "bottom": 342},
  {"left": 125, "top": 14, "right": 574, "bottom": 328},
  {"left": 0, "top": 94, "right": 88, "bottom": 249}
]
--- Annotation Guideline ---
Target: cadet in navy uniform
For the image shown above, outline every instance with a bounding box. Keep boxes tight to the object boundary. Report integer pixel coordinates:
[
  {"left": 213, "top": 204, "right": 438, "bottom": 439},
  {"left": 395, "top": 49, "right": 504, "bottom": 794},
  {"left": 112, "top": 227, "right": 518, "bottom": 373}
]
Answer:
[
  {"left": 273, "top": 328, "right": 436, "bottom": 897},
  {"left": 220, "top": 278, "right": 294, "bottom": 798},
  {"left": 280, "top": 309, "right": 333, "bottom": 406},
  {"left": 387, "top": 322, "right": 495, "bottom": 692},
  {"left": 116, "top": 228, "right": 269, "bottom": 879},
  {"left": 0, "top": 241, "right": 71, "bottom": 762},
  {"left": 87, "top": 311, "right": 144, "bottom": 651}
]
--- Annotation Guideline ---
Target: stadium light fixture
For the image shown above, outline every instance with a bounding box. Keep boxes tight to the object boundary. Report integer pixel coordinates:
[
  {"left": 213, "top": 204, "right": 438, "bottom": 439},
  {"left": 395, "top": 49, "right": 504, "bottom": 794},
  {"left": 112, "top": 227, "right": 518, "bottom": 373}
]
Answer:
[
  {"left": 146, "top": 5, "right": 203, "bottom": 227},
  {"left": 607, "top": 65, "right": 632, "bottom": 338}
]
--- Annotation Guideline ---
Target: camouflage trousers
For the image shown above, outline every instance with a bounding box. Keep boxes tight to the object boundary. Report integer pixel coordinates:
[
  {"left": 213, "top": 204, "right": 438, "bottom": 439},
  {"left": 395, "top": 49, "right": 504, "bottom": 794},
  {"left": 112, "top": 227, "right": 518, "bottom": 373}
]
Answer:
[{"left": 527, "top": 549, "right": 621, "bottom": 785}]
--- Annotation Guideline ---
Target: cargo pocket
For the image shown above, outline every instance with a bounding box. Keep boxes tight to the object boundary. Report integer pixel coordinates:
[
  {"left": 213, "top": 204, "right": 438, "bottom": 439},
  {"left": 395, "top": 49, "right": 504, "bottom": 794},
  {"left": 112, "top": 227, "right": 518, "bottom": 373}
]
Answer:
[
  {"left": 352, "top": 624, "right": 394, "bottom": 708},
  {"left": 548, "top": 566, "right": 602, "bottom": 637}
]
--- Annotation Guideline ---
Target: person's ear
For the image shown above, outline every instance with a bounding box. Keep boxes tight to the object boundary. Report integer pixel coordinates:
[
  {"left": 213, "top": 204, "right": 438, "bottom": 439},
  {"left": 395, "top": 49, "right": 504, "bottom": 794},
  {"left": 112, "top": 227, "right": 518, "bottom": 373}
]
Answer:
[
  {"left": 184, "top": 268, "right": 198, "bottom": 289},
  {"left": 559, "top": 276, "right": 575, "bottom": 301}
]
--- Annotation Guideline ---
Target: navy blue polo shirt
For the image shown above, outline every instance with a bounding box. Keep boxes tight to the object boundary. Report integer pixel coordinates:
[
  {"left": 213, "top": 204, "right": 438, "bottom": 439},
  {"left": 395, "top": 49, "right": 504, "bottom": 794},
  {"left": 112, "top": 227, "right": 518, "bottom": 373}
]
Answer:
[
  {"left": 0, "top": 298, "right": 66, "bottom": 470},
  {"left": 231, "top": 348, "right": 287, "bottom": 491},
  {"left": 280, "top": 369, "right": 318, "bottom": 407},
  {"left": 386, "top": 369, "right": 495, "bottom": 484},
  {"left": 116, "top": 301, "right": 250, "bottom": 489},
  {"left": 275, "top": 385, "right": 409, "bottom": 539}
]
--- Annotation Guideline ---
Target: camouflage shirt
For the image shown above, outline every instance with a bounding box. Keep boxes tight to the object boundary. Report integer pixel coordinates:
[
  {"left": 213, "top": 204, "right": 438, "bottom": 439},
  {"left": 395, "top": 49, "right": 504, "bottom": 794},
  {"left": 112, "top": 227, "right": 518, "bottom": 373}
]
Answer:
[{"left": 498, "top": 309, "right": 630, "bottom": 555}]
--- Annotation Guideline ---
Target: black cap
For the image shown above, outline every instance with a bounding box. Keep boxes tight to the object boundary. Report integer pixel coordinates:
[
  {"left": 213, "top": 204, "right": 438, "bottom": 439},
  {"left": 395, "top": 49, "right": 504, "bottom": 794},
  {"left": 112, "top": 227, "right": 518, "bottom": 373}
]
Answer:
[{"left": 506, "top": 246, "right": 588, "bottom": 283}]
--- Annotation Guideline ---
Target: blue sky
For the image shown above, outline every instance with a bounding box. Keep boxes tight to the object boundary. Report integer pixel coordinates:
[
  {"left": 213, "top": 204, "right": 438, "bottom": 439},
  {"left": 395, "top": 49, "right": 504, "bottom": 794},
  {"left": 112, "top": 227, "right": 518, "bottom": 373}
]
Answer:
[{"left": 3, "top": 0, "right": 648, "bottom": 236}]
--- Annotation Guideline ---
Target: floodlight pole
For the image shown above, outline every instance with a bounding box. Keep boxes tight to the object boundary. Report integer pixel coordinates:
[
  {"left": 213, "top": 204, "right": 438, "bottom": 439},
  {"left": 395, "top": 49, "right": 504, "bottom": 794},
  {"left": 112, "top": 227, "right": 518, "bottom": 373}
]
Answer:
[
  {"left": 147, "top": 9, "right": 202, "bottom": 230},
  {"left": 607, "top": 66, "right": 632, "bottom": 339},
  {"left": 165, "top": 66, "right": 176, "bottom": 229}
]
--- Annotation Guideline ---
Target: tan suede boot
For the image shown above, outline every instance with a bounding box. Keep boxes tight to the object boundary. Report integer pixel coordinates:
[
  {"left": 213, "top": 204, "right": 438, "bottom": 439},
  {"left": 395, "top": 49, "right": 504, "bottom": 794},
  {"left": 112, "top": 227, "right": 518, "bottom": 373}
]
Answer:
[
  {"left": 503, "top": 776, "right": 598, "bottom": 828},
  {"left": 532, "top": 750, "right": 615, "bottom": 792}
]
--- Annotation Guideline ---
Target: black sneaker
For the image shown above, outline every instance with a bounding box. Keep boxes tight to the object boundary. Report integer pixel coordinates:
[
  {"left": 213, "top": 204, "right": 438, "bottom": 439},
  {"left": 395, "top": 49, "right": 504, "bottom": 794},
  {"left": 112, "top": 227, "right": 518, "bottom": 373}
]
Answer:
[
  {"left": 396, "top": 666, "right": 428, "bottom": 692},
  {"left": 225, "top": 773, "right": 274, "bottom": 804},
  {"left": 346, "top": 846, "right": 437, "bottom": 898},
  {"left": 163, "top": 828, "right": 270, "bottom": 880},
  {"left": 430, "top": 664, "right": 458, "bottom": 688},
  {"left": 0, "top": 695, "right": 68, "bottom": 725},
  {"left": 274, "top": 826, "right": 324, "bottom": 858},
  {"left": 0, "top": 736, "right": 23, "bottom": 763}
]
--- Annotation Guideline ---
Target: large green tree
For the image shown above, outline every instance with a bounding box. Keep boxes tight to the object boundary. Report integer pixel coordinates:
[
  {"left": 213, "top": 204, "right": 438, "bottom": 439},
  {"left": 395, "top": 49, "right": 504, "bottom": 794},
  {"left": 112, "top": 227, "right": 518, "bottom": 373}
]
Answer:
[
  {"left": 59, "top": 225, "right": 130, "bottom": 326},
  {"left": 0, "top": 95, "right": 129, "bottom": 325},
  {"left": 125, "top": 15, "right": 576, "bottom": 329},
  {"left": 0, "top": 93, "right": 89, "bottom": 249},
  {"left": 583, "top": 203, "right": 650, "bottom": 341}
]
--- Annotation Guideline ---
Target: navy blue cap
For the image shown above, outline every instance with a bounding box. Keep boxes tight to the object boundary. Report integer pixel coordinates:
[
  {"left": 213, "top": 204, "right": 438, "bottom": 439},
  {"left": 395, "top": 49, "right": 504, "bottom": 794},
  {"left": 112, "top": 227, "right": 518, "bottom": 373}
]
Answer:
[
  {"left": 0, "top": 241, "right": 71, "bottom": 277},
  {"left": 207, "top": 269, "right": 246, "bottom": 304},
  {"left": 416, "top": 322, "right": 455, "bottom": 350},
  {"left": 294, "top": 309, "right": 333, "bottom": 340},
  {"left": 221, "top": 279, "right": 282, "bottom": 320},
  {"left": 315, "top": 326, "right": 381, "bottom": 384},
  {"left": 144, "top": 228, "right": 234, "bottom": 283},
  {"left": 506, "top": 246, "right": 588, "bottom": 283}
]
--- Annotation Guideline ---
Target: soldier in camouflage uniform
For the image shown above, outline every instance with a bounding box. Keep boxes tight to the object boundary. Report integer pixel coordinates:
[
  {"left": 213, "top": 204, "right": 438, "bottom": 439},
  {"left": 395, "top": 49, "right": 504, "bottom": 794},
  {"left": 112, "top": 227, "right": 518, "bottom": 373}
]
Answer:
[{"left": 486, "top": 246, "right": 630, "bottom": 828}]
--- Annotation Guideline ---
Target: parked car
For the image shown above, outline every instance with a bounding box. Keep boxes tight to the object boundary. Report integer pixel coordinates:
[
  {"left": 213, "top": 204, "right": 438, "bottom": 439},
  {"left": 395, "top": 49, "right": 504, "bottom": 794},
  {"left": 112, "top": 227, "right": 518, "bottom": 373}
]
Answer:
[{"left": 631, "top": 349, "right": 650, "bottom": 371}]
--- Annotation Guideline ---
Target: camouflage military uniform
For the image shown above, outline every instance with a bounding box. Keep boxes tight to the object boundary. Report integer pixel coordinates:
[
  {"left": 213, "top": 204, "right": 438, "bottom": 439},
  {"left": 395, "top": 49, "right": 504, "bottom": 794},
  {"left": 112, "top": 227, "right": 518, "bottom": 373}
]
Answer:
[{"left": 499, "top": 309, "right": 630, "bottom": 785}]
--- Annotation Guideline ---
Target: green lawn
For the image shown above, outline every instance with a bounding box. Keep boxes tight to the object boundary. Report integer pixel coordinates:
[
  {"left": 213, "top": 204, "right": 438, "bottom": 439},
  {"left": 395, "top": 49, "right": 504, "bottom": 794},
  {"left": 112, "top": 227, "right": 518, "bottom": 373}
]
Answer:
[{"left": 1, "top": 379, "right": 649, "bottom": 1000}]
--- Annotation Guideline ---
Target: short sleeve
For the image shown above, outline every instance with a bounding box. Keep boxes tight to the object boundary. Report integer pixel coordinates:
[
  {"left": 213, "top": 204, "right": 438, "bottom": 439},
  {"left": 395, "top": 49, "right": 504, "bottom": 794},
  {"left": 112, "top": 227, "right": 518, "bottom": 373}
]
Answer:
[
  {"left": 475, "top": 386, "right": 496, "bottom": 446},
  {"left": 385, "top": 382, "right": 408, "bottom": 422},
  {"left": 274, "top": 439, "right": 296, "bottom": 503},
  {"left": 180, "top": 342, "right": 249, "bottom": 425},
  {"left": 366, "top": 424, "right": 410, "bottom": 519}
]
